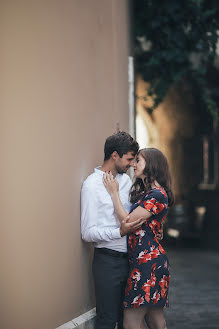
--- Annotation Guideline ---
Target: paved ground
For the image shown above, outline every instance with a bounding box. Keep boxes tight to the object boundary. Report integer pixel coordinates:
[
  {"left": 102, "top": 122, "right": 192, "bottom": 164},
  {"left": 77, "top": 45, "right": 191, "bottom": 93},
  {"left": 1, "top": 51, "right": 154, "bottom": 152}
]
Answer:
[{"left": 164, "top": 247, "right": 219, "bottom": 329}]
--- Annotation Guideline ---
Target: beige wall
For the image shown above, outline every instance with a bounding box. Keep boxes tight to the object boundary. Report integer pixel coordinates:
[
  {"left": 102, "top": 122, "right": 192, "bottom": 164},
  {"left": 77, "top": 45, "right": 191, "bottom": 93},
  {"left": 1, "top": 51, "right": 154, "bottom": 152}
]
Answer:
[{"left": 0, "top": 1, "right": 130, "bottom": 328}]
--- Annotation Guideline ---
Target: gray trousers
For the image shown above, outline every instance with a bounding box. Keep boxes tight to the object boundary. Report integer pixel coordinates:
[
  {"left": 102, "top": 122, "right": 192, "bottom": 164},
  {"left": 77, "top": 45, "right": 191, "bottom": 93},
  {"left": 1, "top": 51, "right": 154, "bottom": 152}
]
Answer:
[{"left": 93, "top": 248, "right": 129, "bottom": 329}]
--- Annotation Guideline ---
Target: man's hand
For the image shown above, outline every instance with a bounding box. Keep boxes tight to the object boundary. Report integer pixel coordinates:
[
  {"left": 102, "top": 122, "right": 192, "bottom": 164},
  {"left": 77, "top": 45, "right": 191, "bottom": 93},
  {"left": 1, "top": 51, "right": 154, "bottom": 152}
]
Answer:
[
  {"left": 120, "top": 216, "right": 145, "bottom": 237},
  {"left": 156, "top": 224, "right": 164, "bottom": 241}
]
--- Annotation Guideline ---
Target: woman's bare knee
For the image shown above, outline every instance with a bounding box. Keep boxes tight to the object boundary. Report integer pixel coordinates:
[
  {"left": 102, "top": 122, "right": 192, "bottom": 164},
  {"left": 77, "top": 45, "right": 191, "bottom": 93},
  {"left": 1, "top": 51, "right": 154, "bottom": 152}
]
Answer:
[
  {"left": 124, "top": 319, "right": 147, "bottom": 329},
  {"left": 123, "top": 307, "right": 148, "bottom": 329},
  {"left": 145, "top": 308, "right": 167, "bottom": 329}
]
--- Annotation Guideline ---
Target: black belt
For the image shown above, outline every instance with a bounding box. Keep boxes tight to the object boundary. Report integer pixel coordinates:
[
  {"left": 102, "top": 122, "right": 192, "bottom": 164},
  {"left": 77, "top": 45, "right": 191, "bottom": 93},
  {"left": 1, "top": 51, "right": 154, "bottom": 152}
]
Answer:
[{"left": 95, "top": 247, "right": 128, "bottom": 258}]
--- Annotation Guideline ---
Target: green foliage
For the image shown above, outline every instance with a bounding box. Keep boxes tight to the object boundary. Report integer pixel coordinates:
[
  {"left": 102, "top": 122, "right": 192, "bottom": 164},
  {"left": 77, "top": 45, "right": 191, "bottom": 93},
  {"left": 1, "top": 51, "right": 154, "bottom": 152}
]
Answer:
[{"left": 133, "top": 0, "right": 219, "bottom": 118}]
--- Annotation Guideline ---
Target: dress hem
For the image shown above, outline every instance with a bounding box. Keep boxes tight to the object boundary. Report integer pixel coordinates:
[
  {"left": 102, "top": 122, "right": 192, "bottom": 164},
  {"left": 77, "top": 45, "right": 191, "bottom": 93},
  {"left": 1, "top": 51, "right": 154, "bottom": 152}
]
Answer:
[{"left": 124, "top": 302, "right": 169, "bottom": 310}]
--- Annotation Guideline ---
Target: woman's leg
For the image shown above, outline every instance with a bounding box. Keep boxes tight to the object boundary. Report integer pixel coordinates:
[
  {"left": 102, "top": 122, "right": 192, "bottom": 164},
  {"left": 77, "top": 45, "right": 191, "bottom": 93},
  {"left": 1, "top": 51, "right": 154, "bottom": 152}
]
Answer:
[
  {"left": 145, "top": 308, "right": 167, "bottom": 329},
  {"left": 123, "top": 307, "right": 149, "bottom": 329},
  {"left": 123, "top": 307, "right": 167, "bottom": 329}
]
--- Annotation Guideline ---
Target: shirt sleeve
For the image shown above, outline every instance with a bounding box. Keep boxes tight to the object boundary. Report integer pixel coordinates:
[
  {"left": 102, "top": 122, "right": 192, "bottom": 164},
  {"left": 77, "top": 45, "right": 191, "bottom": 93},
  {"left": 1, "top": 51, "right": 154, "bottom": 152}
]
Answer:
[
  {"left": 139, "top": 189, "right": 167, "bottom": 216},
  {"left": 81, "top": 181, "right": 121, "bottom": 242}
]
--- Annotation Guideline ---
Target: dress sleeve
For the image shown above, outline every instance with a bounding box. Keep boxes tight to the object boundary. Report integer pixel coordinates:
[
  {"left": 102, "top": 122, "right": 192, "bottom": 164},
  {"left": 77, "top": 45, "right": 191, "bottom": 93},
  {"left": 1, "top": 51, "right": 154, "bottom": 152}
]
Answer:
[{"left": 139, "top": 189, "right": 168, "bottom": 216}]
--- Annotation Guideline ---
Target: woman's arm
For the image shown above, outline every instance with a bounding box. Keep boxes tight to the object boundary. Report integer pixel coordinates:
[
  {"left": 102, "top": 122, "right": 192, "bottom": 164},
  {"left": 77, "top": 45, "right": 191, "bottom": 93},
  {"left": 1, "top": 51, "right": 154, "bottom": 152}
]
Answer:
[
  {"left": 112, "top": 192, "right": 152, "bottom": 223},
  {"left": 103, "top": 172, "right": 152, "bottom": 223}
]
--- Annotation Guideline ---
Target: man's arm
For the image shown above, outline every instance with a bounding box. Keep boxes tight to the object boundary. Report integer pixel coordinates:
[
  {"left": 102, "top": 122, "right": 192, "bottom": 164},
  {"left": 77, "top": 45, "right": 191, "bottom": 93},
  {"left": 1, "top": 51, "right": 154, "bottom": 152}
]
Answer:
[
  {"left": 119, "top": 216, "right": 146, "bottom": 237},
  {"left": 81, "top": 181, "right": 145, "bottom": 242},
  {"left": 81, "top": 182, "right": 122, "bottom": 242}
]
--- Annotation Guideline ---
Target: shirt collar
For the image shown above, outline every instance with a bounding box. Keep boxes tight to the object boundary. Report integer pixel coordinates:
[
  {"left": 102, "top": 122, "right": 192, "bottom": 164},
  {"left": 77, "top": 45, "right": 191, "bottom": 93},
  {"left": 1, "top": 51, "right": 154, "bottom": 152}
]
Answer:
[
  {"left": 94, "top": 166, "right": 122, "bottom": 180},
  {"left": 94, "top": 166, "right": 105, "bottom": 176}
]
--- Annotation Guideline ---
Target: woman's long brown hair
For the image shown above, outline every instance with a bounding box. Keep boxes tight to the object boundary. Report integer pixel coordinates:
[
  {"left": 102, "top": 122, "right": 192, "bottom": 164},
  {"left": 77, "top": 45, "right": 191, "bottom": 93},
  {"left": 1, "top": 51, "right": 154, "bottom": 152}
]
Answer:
[{"left": 130, "top": 148, "right": 174, "bottom": 206}]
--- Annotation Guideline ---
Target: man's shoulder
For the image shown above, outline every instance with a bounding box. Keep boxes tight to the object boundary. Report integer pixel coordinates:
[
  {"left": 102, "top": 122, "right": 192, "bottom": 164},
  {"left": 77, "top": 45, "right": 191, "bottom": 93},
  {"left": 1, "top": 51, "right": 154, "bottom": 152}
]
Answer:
[
  {"left": 81, "top": 171, "right": 99, "bottom": 191},
  {"left": 118, "top": 173, "right": 132, "bottom": 190},
  {"left": 122, "top": 173, "right": 132, "bottom": 182},
  {"left": 120, "top": 173, "right": 132, "bottom": 184}
]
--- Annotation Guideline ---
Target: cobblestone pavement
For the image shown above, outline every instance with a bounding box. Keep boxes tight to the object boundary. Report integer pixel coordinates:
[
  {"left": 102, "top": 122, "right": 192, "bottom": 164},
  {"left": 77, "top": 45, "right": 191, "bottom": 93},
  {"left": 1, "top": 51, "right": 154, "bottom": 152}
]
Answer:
[{"left": 164, "top": 247, "right": 219, "bottom": 329}]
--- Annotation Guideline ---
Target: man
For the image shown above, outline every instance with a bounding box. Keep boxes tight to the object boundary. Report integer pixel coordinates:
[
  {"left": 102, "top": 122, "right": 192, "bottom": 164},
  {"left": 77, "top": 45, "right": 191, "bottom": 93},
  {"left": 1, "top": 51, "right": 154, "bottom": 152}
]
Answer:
[{"left": 81, "top": 132, "right": 162, "bottom": 329}]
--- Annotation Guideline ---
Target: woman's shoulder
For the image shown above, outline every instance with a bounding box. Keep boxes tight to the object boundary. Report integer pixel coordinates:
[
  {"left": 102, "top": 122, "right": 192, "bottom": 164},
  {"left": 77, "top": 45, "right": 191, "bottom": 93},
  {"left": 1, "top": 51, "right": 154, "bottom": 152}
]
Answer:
[
  {"left": 137, "top": 187, "right": 168, "bottom": 215},
  {"left": 144, "top": 187, "right": 168, "bottom": 202}
]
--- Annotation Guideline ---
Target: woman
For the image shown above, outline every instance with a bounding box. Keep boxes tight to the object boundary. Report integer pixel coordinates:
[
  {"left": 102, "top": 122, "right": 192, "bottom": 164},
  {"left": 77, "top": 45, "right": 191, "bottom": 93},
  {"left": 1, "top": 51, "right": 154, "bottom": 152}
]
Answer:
[{"left": 103, "top": 148, "right": 174, "bottom": 329}]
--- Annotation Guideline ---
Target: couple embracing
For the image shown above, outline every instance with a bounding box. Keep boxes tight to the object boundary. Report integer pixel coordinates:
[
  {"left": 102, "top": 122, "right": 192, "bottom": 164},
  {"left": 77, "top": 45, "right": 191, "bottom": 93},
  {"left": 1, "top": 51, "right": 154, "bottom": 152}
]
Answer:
[{"left": 81, "top": 132, "right": 174, "bottom": 329}]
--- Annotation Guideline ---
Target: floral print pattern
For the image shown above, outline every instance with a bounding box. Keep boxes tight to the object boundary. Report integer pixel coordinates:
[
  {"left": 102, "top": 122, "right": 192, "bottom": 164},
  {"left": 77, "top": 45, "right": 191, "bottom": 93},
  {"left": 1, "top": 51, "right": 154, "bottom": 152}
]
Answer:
[{"left": 124, "top": 188, "right": 170, "bottom": 309}]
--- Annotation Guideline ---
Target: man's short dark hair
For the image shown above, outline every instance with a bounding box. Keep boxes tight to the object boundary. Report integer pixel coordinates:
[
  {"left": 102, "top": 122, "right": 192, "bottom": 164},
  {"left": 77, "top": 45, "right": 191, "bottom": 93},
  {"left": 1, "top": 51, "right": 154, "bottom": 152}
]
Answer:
[{"left": 104, "top": 131, "right": 139, "bottom": 161}]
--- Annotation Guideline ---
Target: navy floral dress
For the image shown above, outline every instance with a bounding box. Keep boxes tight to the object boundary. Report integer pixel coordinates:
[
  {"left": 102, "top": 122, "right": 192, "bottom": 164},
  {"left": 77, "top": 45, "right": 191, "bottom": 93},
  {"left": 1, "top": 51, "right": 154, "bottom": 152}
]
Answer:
[{"left": 123, "top": 187, "right": 170, "bottom": 309}]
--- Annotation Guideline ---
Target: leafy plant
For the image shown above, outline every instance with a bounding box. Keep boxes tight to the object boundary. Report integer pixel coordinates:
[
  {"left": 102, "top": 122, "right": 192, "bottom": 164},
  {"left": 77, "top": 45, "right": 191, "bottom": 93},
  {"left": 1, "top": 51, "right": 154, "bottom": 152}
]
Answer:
[{"left": 133, "top": 0, "right": 219, "bottom": 119}]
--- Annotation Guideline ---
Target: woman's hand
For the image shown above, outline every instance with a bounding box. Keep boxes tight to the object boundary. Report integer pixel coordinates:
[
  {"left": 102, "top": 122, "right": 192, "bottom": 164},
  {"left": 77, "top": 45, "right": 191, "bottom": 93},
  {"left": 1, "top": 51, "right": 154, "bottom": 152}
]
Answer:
[{"left": 103, "top": 172, "right": 119, "bottom": 196}]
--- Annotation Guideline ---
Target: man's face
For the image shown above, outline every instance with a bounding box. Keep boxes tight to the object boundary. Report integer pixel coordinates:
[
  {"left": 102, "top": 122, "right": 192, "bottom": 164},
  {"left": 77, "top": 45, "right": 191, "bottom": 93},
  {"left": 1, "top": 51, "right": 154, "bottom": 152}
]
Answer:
[{"left": 115, "top": 151, "right": 136, "bottom": 174}]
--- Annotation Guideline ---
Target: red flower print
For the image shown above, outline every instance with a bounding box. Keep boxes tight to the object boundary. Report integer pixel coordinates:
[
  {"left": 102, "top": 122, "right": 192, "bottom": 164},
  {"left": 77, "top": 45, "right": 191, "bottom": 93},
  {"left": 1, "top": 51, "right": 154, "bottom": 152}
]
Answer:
[
  {"left": 126, "top": 269, "right": 142, "bottom": 296},
  {"left": 137, "top": 250, "right": 151, "bottom": 264},
  {"left": 158, "top": 243, "right": 166, "bottom": 255},
  {"left": 123, "top": 188, "right": 170, "bottom": 309},
  {"left": 158, "top": 188, "right": 167, "bottom": 197},
  {"left": 142, "top": 263, "right": 157, "bottom": 302},
  {"left": 152, "top": 202, "right": 164, "bottom": 215},
  {"left": 142, "top": 282, "right": 151, "bottom": 302},
  {"left": 149, "top": 264, "right": 157, "bottom": 288},
  {"left": 131, "top": 295, "right": 145, "bottom": 308},
  {"left": 128, "top": 234, "right": 137, "bottom": 254},
  {"left": 150, "top": 245, "right": 160, "bottom": 260},
  {"left": 160, "top": 215, "right": 166, "bottom": 225},
  {"left": 159, "top": 275, "right": 170, "bottom": 299},
  {"left": 137, "top": 246, "right": 160, "bottom": 265},
  {"left": 143, "top": 198, "right": 165, "bottom": 215},
  {"left": 130, "top": 268, "right": 142, "bottom": 290},
  {"left": 135, "top": 228, "right": 146, "bottom": 245},
  {"left": 149, "top": 220, "right": 160, "bottom": 235},
  {"left": 151, "top": 262, "right": 157, "bottom": 272},
  {"left": 143, "top": 198, "right": 156, "bottom": 212},
  {"left": 152, "top": 291, "right": 161, "bottom": 304}
]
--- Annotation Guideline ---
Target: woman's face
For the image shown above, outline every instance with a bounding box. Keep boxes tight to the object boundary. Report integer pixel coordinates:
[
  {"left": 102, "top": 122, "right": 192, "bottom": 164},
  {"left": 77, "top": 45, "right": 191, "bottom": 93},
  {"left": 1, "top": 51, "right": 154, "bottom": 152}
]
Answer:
[{"left": 134, "top": 153, "right": 146, "bottom": 179}]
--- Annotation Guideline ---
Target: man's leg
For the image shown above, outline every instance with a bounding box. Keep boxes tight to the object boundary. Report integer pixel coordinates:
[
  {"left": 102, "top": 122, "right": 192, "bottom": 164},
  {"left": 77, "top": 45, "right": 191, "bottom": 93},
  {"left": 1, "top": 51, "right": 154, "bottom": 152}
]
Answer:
[
  {"left": 117, "top": 274, "right": 127, "bottom": 329},
  {"left": 93, "top": 249, "right": 129, "bottom": 329}
]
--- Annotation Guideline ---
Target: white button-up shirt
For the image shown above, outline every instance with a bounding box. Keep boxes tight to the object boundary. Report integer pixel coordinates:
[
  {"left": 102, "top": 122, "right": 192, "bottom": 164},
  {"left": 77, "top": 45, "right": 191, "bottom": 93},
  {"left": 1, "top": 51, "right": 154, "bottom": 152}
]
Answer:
[{"left": 81, "top": 167, "right": 132, "bottom": 252}]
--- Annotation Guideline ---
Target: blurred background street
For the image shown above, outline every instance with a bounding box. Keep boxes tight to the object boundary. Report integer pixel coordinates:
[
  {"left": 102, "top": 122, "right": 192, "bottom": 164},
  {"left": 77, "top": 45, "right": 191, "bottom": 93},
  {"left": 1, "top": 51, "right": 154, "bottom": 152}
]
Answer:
[{"left": 165, "top": 247, "right": 219, "bottom": 329}]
